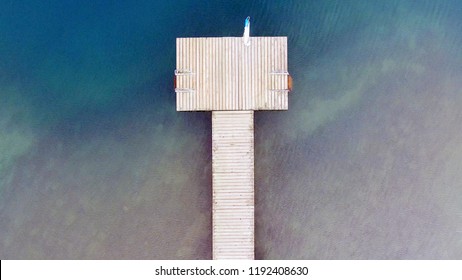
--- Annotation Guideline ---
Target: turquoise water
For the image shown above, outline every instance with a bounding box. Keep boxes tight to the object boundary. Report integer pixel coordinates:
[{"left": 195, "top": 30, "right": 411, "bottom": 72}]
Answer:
[{"left": 1, "top": 0, "right": 462, "bottom": 259}]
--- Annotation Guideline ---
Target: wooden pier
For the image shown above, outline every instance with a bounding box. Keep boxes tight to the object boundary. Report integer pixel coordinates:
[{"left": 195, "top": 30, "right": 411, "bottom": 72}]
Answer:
[
  {"left": 176, "top": 37, "right": 289, "bottom": 111},
  {"left": 175, "top": 36, "right": 290, "bottom": 259}
]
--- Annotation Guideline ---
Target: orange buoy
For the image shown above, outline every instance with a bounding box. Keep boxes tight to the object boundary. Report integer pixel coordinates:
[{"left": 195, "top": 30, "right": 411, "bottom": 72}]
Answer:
[{"left": 288, "top": 75, "right": 293, "bottom": 92}]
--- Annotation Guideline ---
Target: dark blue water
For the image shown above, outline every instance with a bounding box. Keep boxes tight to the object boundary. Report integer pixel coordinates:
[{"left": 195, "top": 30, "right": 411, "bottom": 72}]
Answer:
[{"left": 1, "top": 0, "right": 462, "bottom": 259}]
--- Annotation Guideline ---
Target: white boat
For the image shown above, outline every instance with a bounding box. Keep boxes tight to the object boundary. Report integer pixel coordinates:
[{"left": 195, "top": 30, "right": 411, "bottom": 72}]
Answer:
[{"left": 243, "top": 16, "right": 250, "bottom": 46}]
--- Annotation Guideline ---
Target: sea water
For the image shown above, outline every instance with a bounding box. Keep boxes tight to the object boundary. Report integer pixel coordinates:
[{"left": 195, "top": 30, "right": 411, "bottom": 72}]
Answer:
[{"left": 1, "top": 0, "right": 461, "bottom": 259}]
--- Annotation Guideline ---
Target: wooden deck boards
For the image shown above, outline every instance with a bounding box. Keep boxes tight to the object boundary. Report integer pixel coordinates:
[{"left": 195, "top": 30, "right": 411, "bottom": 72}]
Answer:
[
  {"left": 176, "top": 37, "right": 289, "bottom": 111},
  {"left": 176, "top": 36, "right": 289, "bottom": 259},
  {"left": 212, "top": 111, "right": 254, "bottom": 259}
]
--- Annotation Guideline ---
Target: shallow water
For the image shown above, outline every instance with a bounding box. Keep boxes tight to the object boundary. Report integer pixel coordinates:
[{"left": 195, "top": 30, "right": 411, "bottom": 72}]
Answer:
[{"left": 1, "top": 0, "right": 462, "bottom": 259}]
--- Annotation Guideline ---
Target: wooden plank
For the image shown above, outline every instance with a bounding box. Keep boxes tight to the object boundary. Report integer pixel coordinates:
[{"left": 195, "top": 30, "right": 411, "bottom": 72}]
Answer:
[
  {"left": 212, "top": 111, "right": 254, "bottom": 260},
  {"left": 240, "top": 42, "right": 244, "bottom": 110},
  {"left": 197, "top": 38, "right": 200, "bottom": 110}
]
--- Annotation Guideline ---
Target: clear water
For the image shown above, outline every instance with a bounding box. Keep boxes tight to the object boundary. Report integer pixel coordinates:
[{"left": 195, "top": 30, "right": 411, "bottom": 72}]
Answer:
[{"left": 1, "top": 0, "right": 462, "bottom": 259}]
